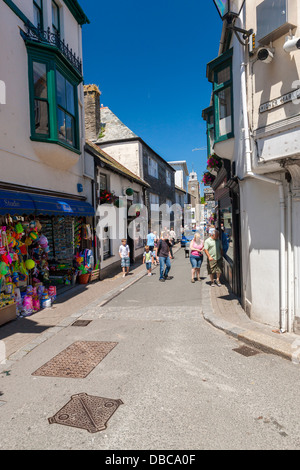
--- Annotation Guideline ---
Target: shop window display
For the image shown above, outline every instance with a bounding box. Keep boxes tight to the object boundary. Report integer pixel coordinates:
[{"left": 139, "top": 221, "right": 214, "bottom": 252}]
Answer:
[{"left": 0, "top": 214, "right": 94, "bottom": 325}]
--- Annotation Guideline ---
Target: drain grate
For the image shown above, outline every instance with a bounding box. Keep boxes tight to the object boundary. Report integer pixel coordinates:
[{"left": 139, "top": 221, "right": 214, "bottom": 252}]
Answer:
[
  {"left": 48, "top": 393, "right": 123, "bottom": 433},
  {"left": 72, "top": 320, "right": 92, "bottom": 327},
  {"left": 233, "top": 345, "right": 261, "bottom": 357},
  {"left": 32, "top": 341, "right": 118, "bottom": 378}
]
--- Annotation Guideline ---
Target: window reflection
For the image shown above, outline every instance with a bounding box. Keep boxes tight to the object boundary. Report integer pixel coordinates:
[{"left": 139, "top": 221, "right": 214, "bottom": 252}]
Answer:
[{"left": 221, "top": 207, "right": 233, "bottom": 261}]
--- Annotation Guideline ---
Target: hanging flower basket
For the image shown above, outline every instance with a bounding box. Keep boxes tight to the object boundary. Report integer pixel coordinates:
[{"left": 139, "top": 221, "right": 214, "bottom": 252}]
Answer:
[
  {"left": 100, "top": 189, "right": 115, "bottom": 205},
  {"left": 201, "top": 172, "right": 216, "bottom": 186},
  {"left": 207, "top": 154, "right": 222, "bottom": 170}
]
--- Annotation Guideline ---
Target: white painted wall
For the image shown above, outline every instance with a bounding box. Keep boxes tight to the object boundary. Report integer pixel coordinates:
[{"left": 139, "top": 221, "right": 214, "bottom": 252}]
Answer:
[
  {"left": 100, "top": 141, "right": 144, "bottom": 179},
  {"left": 0, "top": 1, "right": 89, "bottom": 201},
  {"left": 240, "top": 179, "right": 280, "bottom": 326},
  {"left": 216, "top": 5, "right": 285, "bottom": 327},
  {"left": 96, "top": 168, "right": 145, "bottom": 271}
]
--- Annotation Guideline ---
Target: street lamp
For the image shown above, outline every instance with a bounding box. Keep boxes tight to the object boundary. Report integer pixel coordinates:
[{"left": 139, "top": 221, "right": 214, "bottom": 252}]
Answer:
[{"left": 213, "top": 0, "right": 253, "bottom": 41}]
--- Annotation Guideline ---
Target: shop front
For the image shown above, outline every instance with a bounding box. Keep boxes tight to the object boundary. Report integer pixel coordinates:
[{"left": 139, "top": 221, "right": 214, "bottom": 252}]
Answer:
[
  {"left": 0, "top": 189, "right": 94, "bottom": 325},
  {"left": 211, "top": 162, "right": 242, "bottom": 299}
]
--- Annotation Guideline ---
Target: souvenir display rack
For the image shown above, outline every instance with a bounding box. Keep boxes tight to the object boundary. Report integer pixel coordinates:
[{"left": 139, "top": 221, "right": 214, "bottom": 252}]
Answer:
[{"left": 0, "top": 213, "right": 94, "bottom": 325}]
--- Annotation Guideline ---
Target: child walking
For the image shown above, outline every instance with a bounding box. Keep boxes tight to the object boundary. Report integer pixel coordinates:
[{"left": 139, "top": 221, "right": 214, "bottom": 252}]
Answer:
[
  {"left": 143, "top": 245, "right": 154, "bottom": 276},
  {"left": 119, "top": 239, "right": 130, "bottom": 277}
]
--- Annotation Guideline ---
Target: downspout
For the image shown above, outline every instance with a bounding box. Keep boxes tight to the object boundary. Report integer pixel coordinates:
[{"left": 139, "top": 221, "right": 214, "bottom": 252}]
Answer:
[
  {"left": 287, "top": 184, "right": 293, "bottom": 332},
  {"left": 239, "top": 55, "right": 287, "bottom": 331}
]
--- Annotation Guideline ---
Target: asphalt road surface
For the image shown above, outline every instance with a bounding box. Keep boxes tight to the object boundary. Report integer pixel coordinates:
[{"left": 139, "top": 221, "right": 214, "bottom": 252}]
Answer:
[{"left": 1, "top": 249, "right": 300, "bottom": 450}]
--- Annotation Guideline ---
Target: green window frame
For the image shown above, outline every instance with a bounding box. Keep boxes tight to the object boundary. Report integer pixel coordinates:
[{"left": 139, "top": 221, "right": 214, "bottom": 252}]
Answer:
[
  {"left": 33, "top": 0, "right": 43, "bottom": 29},
  {"left": 204, "top": 106, "right": 215, "bottom": 156},
  {"left": 52, "top": 0, "right": 60, "bottom": 35},
  {"left": 207, "top": 48, "right": 234, "bottom": 144},
  {"left": 27, "top": 47, "right": 80, "bottom": 154}
]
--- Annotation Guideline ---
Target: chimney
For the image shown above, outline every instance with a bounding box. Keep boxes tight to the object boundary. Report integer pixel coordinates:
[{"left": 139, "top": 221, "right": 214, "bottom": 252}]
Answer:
[{"left": 84, "top": 84, "right": 101, "bottom": 140}]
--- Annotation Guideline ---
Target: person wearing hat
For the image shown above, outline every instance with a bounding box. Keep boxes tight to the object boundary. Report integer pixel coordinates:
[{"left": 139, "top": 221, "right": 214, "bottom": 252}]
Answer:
[{"left": 204, "top": 228, "right": 223, "bottom": 286}]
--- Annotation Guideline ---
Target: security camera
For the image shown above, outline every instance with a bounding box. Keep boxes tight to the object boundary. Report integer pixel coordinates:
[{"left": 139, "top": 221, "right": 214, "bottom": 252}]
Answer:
[
  {"left": 283, "top": 36, "right": 300, "bottom": 53},
  {"left": 257, "top": 47, "right": 274, "bottom": 64}
]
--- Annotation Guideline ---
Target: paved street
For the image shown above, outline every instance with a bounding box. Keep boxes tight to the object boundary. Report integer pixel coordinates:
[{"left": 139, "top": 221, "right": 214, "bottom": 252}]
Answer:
[{"left": 1, "top": 249, "right": 300, "bottom": 450}]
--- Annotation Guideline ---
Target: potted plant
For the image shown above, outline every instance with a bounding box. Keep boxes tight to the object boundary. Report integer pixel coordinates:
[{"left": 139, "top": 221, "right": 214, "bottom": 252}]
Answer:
[{"left": 78, "top": 265, "right": 90, "bottom": 284}]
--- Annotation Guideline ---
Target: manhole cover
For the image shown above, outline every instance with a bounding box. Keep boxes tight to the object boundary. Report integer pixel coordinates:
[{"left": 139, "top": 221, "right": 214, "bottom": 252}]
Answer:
[
  {"left": 48, "top": 393, "right": 123, "bottom": 433},
  {"left": 72, "top": 320, "right": 92, "bottom": 327},
  {"left": 233, "top": 345, "right": 261, "bottom": 357},
  {"left": 32, "top": 341, "right": 118, "bottom": 378}
]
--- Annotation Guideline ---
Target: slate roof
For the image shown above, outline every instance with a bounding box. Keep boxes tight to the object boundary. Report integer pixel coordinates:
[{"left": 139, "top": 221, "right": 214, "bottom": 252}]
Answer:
[{"left": 96, "top": 107, "right": 138, "bottom": 143}]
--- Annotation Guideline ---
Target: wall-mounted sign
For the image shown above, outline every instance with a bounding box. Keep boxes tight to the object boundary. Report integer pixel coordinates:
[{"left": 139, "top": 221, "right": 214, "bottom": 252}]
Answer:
[{"left": 260, "top": 88, "right": 300, "bottom": 113}]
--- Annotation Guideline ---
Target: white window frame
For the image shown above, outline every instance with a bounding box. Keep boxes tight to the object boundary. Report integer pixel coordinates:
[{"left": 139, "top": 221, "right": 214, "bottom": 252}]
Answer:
[
  {"left": 166, "top": 170, "right": 171, "bottom": 186},
  {"left": 148, "top": 156, "right": 158, "bottom": 178}
]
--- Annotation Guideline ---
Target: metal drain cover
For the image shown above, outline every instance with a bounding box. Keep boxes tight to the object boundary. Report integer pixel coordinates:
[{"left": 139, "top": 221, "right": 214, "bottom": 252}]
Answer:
[
  {"left": 233, "top": 345, "right": 261, "bottom": 357},
  {"left": 32, "top": 341, "right": 118, "bottom": 378},
  {"left": 72, "top": 320, "right": 92, "bottom": 327},
  {"left": 49, "top": 393, "right": 123, "bottom": 433}
]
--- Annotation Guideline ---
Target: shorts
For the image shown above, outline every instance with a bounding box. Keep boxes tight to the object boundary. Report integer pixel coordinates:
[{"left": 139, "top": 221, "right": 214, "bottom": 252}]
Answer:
[
  {"left": 145, "top": 262, "right": 152, "bottom": 270},
  {"left": 121, "top": 257, "right": 130, "bottom": 268},
  {"left": 207, "top": 258, "right": 223, "bottom": 274},
  {"left": 190, "top": 255, "right": 203, "bottom": 269}
]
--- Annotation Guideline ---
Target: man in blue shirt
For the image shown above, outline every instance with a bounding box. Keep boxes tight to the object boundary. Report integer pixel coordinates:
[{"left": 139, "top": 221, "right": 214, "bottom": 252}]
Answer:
[{"left": 146, "top": 230, "right": 155, "bottom": 251}]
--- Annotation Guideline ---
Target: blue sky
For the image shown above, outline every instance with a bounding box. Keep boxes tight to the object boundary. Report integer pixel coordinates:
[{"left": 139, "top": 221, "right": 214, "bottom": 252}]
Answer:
[{"left": 81, "top": 0, "right": 222, "bottom": 195}]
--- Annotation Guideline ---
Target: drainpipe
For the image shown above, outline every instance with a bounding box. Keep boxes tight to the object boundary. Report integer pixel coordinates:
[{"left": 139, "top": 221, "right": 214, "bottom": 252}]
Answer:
[
  {"left": 239, "top": 55, "right": 287, "bottom": 331},
  {"left": 287, "top": 184, "right": 293, "bottom": 332}
]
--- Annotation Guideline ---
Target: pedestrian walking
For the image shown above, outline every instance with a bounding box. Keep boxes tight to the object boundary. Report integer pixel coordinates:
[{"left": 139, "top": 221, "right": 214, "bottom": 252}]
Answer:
[
  {"left": 156, "top": 232, "right": 172, "bottom": 282},
  {"left": 119, "top": 238, "right": 130, "bottom": 277},
  {"left": 169, "top": 227, "right": 176, "bottom": 259},
  {"left": 143, "top": 245, "right": 154, "bottom": 276},
  {"left": 189, "top": 232, "right": 204, "bottom": 283},
  {"left": 204, "top": 229, "right": 223, "bottom": 286},
  {"left": 146, "top": 230, "right": 156, "bottom": 253},
  {"left": 153, "top": 231, "right": 158, "bottom": 265}
]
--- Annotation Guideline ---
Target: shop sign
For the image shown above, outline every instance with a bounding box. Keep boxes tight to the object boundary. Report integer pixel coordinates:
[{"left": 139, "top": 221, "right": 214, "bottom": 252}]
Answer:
[
  {"left": 3, "top": 199, "right": 21, "bottom": 208},
  {"left": 56, "top": 202, "right": 72, "bottom": 213},
  {"left": 259, "top": 88, "right": 300, "bottom": 113}
]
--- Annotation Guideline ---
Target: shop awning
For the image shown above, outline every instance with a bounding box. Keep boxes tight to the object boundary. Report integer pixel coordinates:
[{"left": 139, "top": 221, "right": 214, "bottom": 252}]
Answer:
[
  {"left": 0, "top": 190, "right": 94, "bottom": 217},
  {"left": 32, "top": 194, "right": 95, "bottom": 217},
  {"left": 0, "top": 190, "right": 36, "bottom": 215}
]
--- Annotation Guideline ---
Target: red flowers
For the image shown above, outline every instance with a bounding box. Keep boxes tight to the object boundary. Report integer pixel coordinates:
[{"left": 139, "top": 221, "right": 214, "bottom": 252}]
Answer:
[
  {"left": 100, "top": 190, "right": 115, "bottom": 204},
  {"left": 207, "top": 154, "right": 222, "bottom": 170},
  {"left": 201, "top": 172, "right": 215, "bottom": 186}
]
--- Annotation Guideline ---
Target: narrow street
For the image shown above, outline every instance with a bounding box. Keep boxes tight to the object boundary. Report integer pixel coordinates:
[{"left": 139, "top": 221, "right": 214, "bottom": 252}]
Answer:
[{"left": 0, "top": 249, "right": 300, "bottom": 451}]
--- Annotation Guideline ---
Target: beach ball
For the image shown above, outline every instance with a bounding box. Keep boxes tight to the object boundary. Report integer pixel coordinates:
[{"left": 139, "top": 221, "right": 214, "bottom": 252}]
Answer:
[{"left": 25, "top": 259, "right": 35, "bottom": 270}]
